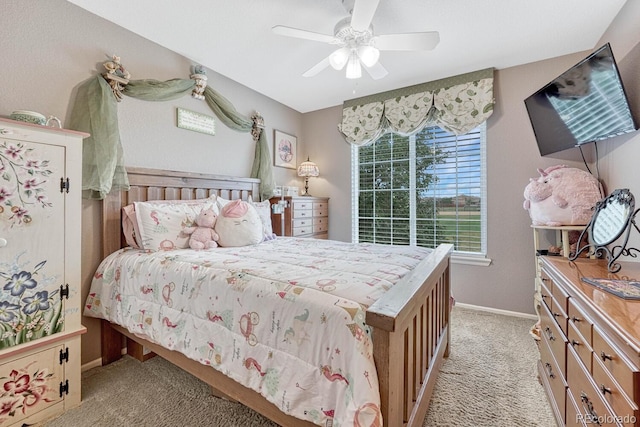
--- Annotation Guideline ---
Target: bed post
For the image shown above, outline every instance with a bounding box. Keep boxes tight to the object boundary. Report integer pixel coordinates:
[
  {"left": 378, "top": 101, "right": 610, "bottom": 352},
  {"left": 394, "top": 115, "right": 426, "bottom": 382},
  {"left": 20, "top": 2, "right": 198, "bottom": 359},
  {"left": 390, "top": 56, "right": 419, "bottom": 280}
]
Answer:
[
  {"left": 100, "top": 187, "right": 126, "bottom": 365},
  {"left": 366, "top": 244, "right": 453, "bottom": 427}
]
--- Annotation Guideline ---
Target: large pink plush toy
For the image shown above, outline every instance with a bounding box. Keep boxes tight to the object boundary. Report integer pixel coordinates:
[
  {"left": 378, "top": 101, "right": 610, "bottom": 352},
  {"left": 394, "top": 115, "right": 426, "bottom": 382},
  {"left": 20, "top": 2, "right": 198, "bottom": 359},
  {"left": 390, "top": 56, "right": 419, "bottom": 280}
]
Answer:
[
  {"left": 183, "top": 208, "right": 219, "bottom": 249},
  {"left": 523, "top": 165, "right": 603, "bottom": 226}
]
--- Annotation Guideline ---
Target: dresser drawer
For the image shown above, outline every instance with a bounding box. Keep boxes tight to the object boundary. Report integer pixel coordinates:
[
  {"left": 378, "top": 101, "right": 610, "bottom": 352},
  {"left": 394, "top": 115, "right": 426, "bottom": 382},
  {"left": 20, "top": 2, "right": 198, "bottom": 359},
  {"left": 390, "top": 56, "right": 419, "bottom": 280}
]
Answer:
[
  {"left": 313, "top": 207, "right": 327, "bottom": 217},
  {"left": 566, "top": 390, "right": 587, "bottom": 427},
  {"left": 593, "top": 326, "right": 639, "bottom": 402},
  {"left": 567, "top": 346, "right": 618, "bottom": 426},
  {"left": 550, "top": 280, "right": 570, "bottom": 337},
  {"left": 551, "top": 297, "right": 569, "bottom": 337},
  {"left": 293, "top": 208, "right": 312, "bottom": 219},
  {"left": 541, "top": 301, "right": 568, "bottom": 377},
  {"left": 539, "top": 333, "right": 567, "bottom": 423},
  {"left": 293, "top": 218, "right": 312, "bottom": 228},
  {"left": 292, "top": 200, "right": 314, "bottom": 210},
  {"left": 540, "top": 276, "right": 553, "bottom": 311},
  {"left": 592, "top": 354, "right": 638, "bottom": 426},
  {"left": 292, "top": 226, "right": 312, "bottom": 236},
  {"left": 313, "top": 202, "right": 327, "bottom": 211},
  {"left": 313, "top": 217, "right": 327, "bottom": 227},
  {"left": 568, "top": 299, "right": 593, "bottom": 347},
  {"left": 313, "top": 223, "right": 328, "bottom": 233},
  {"left": 568, "top": 321, "right": 592, "bottom": 373},
  {"left": 551, "top": 278, "right": 570, "bottom": 314}
]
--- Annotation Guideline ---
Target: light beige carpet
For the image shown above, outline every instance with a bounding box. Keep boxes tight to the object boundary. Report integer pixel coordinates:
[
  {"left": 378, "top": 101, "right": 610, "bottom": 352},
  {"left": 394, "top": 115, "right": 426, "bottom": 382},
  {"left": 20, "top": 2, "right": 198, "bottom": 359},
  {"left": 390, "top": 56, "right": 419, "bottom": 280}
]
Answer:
[{"left": 43, "top": 307, "right": 555, "bottom": 427}]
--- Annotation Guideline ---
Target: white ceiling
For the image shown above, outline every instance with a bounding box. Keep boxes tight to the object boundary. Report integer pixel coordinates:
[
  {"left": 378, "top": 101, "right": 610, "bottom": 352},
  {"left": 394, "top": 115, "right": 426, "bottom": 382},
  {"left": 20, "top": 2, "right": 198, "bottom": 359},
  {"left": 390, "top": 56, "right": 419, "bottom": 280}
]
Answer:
[{"left": 66, "top": 0, "right": 627, "bottom": 113}]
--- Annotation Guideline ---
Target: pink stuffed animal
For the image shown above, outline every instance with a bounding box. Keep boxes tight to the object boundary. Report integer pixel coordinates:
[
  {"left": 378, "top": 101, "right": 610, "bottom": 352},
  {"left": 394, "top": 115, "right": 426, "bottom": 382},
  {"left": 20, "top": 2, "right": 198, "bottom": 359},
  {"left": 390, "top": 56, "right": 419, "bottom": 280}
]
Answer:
[
  {"left": 183, "top": 208, "right": 219, "bottom": 249},
  {"left": 523, "top": 165, "right": 603, "bottom": 226}
]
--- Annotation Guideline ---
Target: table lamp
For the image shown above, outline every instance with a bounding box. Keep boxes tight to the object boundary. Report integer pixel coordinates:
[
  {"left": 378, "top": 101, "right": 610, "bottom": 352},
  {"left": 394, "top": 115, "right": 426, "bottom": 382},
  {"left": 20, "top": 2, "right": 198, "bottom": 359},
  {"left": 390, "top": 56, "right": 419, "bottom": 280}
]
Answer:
[{"left": 297, "top": 157, "right": 320, "bottom": 196}]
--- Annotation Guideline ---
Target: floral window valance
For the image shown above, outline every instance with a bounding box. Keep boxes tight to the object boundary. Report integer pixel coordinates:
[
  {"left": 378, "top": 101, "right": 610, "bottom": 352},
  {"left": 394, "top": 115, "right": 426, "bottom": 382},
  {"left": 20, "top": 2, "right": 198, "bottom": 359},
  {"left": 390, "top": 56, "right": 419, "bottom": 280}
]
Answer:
[
  {"left": 67, "top": 58, "right": 275, "bottom": 201},
  {"left": 338, "top": 68, "right": 495, "bottom": 145}
]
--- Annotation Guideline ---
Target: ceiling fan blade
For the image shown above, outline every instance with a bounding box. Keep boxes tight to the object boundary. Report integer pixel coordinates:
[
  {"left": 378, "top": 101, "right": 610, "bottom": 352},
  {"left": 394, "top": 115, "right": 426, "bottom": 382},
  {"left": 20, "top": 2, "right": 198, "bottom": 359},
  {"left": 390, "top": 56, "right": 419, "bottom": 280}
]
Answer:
[
  {"left": 374, "top": 32, "right": 440, "bottom": 51},
  {"left": 272, "top": 25, "right": 337, "bottom": 44},
  {"left": 303, "top": 56, "right": 331, "bottom": 77},
  {"left": 363, "top": 61, "right": 388, "bottom": 80},
  {"left": 350, "top": 0, "right": 380, "bottom": 32}
]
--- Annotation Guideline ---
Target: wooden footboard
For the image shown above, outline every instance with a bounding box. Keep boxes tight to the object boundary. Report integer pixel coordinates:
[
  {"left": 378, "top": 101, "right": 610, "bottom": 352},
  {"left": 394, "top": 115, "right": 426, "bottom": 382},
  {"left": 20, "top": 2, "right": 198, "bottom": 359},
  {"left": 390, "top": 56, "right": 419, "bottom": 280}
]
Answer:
[
  {"left": 98, "top": 167, "right": 453, "bottom": 426},
  {"left": 367, "top": 243, "right": 452, "bottom": 427}
]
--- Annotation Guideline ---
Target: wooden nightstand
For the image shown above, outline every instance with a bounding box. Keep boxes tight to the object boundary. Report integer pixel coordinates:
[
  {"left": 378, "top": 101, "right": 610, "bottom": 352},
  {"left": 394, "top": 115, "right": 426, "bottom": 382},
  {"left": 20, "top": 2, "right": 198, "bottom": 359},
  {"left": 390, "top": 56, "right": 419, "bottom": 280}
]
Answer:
[{"left": 269, "top": 196, "right": 329, "bottom": 239}]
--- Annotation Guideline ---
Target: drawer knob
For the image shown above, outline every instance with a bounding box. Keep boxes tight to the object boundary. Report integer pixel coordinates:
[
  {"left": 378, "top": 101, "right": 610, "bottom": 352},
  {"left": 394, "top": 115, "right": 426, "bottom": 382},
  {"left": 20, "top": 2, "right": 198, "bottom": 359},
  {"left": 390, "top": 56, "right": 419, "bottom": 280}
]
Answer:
[
  {"left": 571, "top": 316, "right": 582, "bottom": 323},
  {"left": 600, "top": 384, "right": 612, "bottom": 395},
  {"left": 571, "top": 340, "right": 580, "bottom": 347},
  {"left": 580, "top": 392, "right": 599, "bottom": 422},
  {"left": 552, "top": 312, "right": 561, "bottom": 319},
  {"left": 544, "top": 327, "right": 555, "bottom": 341},
  {"left": 600, "top": 351, "right": 613, "bottom": 362},
  {"left": 544, "top": 362, "right": 555, "bottom": 379}
]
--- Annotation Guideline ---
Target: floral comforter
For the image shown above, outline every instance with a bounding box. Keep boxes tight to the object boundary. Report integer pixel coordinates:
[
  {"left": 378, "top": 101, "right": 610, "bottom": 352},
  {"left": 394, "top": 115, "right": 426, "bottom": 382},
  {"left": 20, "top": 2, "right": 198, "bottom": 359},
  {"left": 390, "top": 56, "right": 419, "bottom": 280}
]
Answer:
[{"left": 84, "top": 238, "right": 432, "bottom": 426}]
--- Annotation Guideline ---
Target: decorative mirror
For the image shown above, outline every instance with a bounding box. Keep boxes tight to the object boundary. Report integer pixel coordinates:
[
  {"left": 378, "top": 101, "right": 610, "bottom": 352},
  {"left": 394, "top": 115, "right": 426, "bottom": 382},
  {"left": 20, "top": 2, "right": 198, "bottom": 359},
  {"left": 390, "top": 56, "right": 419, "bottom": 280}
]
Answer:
[{"left": 571, "top": 188, "right": 640, "bottom": 272}]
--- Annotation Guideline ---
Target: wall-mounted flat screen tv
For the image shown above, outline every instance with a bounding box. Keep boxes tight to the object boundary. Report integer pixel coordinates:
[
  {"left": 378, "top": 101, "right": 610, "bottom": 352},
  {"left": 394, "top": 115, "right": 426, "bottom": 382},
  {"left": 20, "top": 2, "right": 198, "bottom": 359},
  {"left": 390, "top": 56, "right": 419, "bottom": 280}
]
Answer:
[{"left": 524, "top": 43, "right": 638, "bottom": 156}]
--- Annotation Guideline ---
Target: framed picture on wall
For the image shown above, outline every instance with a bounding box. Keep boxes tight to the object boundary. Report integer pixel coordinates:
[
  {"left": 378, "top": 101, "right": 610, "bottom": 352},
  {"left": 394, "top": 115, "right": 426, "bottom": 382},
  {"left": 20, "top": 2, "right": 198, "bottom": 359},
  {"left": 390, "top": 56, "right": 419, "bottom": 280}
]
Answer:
[{"left": 274, "top": 130, "right": 297, "bottom": 169}]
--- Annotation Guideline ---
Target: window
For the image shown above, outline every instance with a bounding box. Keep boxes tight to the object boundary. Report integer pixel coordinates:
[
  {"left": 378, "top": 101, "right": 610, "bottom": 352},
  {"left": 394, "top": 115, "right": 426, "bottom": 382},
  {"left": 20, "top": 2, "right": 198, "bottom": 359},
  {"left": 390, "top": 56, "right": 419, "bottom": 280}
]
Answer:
[{"left": 352, "top": 123, "right": 486, "bottom": 256}]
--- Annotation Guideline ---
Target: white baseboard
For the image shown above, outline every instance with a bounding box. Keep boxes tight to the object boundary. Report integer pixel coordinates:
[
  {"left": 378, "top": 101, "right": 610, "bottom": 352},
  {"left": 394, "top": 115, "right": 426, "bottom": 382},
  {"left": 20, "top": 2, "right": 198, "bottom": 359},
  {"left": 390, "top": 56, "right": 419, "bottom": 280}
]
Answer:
[
  {"left": 81, "top": 347, "right": 128, "bottom": 372},
  {"left": 81, "top": 358, "right": 103, "bottom": 372},
  {"left": 455, "top": 302, "right": 538, "bottom": 320}
]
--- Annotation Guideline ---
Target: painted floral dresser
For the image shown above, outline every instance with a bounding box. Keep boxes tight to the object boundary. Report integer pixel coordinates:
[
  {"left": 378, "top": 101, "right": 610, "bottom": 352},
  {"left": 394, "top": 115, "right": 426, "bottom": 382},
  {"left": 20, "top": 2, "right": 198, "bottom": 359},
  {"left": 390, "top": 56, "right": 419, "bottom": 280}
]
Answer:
[{"left": 0, "top": 118, "right": 87, "bottom": 426}]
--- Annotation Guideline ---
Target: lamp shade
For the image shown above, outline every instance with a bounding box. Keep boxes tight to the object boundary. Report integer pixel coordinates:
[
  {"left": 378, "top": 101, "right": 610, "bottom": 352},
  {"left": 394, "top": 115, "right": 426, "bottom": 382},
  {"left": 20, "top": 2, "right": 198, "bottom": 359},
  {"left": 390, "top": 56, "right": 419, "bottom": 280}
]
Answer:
[
  {"left": 329, "top": 47, "right": 350, "bottom": 70},
  {"left": 297, "top": 157, "right": 319, "bottom": 177},
  {"left": 357, "top": 45, "right": 380, "bottom": 67},
  {"left": 345, "top": 51, "right": 362, "bottom": 79}
]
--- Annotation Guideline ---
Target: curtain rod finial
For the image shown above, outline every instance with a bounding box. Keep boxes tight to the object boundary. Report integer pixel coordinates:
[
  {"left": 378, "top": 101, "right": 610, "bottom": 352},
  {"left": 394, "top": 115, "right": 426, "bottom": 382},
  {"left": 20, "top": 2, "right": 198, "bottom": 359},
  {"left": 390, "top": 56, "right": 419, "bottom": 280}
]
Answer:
[
  {"left": 251, "top": 112, "right": 265, "bottom": 142},
  {"left": 102, "top": 54, "right": 130, "bottom": 101},
  {"left": 190, "top": 65, "right": 208, "bottom": 100}
]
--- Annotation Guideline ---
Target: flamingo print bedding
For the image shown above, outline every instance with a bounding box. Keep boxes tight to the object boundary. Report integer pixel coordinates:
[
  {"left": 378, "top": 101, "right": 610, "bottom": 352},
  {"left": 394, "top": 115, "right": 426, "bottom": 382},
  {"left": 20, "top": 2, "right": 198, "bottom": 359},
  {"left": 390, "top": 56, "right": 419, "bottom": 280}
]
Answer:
[{"left": 84, "top": 237, "right": 432, "bottom": 426}]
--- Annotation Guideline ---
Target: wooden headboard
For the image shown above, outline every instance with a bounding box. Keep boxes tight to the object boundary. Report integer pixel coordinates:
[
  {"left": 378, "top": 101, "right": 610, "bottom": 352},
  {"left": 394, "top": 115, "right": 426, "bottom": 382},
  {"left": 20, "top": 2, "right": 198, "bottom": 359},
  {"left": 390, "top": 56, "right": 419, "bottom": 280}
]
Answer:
[{"left": 102, "top": 167, "right": 261, "bottom": 258}]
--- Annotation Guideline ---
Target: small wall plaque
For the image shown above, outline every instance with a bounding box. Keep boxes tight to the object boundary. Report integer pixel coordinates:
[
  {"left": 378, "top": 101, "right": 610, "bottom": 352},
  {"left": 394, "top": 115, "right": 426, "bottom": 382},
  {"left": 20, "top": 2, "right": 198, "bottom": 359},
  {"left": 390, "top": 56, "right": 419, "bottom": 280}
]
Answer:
[{"left": 177, "top": 108, "right": 215, "bottom": 136}]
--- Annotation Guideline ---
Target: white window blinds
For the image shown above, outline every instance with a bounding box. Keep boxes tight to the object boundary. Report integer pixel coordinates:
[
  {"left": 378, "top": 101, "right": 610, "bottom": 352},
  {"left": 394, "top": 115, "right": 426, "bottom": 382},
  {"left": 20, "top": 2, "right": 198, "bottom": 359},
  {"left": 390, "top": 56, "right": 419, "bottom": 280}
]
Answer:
[{"left": 352, "top": 123, "right": 486, "bottom": 254}]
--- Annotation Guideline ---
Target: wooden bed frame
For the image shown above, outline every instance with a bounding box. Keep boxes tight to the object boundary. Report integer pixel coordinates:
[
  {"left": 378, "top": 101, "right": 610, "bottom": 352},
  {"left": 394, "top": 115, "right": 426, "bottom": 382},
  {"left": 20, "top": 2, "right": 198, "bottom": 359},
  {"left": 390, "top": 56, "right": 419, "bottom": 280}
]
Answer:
[{"left": 99, "top": 166, "right": 453, "bottom": 427}]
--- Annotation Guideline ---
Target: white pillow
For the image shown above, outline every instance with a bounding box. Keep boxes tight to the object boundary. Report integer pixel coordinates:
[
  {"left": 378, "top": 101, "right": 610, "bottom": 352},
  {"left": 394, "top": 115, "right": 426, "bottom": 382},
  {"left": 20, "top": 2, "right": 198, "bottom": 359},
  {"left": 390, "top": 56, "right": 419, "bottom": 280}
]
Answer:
[
  {"left": 215, "top": 199, "right": 263, "bottom": 247},
  {"left": 134, "top": 200, "right": 216, "bottom": 251},
  {"left": 248, "top": 196, "right": 274, "bottom": 239}
]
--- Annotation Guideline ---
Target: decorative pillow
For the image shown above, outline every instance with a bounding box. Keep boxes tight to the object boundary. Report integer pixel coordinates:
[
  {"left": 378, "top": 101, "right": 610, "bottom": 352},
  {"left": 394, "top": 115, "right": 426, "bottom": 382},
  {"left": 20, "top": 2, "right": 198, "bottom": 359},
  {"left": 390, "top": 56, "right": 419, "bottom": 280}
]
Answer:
[
  {"left": 122, "top": 196, "right": 217, "bottom": 249},
  {"left": 134, "top": 199, "right": 217, "bottom": 251},
  {"left": 216, "top": 196, "right": 231, "bottom": 211},
  {"left": 122, "top": 204, "right": 142, "bottom": 249},
  {"left": 215, "top": 199, "right": 263, "bottom": 247},
  {"left": 248, "top": 196, "right": 275, "bottom": 240}
]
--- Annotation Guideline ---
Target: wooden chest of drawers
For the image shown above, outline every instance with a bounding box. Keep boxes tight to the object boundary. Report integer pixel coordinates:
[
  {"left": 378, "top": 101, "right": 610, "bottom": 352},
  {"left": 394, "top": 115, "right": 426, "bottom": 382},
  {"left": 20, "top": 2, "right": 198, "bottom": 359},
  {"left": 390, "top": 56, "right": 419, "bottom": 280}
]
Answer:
[
  {"left": 538, "top": 257, "right": 640, "bottom": 426},
  {"left": 269, "top": 196, "right": 329, "bottom": 239}
]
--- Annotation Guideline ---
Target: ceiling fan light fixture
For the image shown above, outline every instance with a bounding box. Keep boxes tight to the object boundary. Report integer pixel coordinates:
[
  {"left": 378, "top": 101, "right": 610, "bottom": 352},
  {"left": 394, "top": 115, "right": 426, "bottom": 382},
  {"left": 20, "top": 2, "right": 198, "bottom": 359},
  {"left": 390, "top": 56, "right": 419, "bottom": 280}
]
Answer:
[
  {"left": 329, "top": 47, "right": 350, "bottom": 70},
  {"left": 357, "top": 45, "right": 380, "bottom": 67},
  {"left": 345, "top": 52, "right": 362, "bottom": 79}
]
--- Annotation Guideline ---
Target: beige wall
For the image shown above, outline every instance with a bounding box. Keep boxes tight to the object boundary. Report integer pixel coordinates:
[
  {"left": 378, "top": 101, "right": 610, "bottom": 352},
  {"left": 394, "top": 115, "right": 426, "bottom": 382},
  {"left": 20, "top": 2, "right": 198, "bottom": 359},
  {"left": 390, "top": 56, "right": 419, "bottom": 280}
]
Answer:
[
  {"left": 3, "top": 0, "right": 640, "bottom": 366},
  {"left": 302, "top": 1, "right": 640, "bottom": 315},
  {"left": 2, "top": 0, "right": 305, "bottom": 365}
]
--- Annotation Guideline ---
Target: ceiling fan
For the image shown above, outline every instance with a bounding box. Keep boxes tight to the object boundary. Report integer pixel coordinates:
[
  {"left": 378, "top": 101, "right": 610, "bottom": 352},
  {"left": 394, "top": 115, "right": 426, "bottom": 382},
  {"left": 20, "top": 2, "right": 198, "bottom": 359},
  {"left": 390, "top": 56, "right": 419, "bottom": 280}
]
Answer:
[{"left": 272, "top": 0, "right": 439, "bottom": 80}]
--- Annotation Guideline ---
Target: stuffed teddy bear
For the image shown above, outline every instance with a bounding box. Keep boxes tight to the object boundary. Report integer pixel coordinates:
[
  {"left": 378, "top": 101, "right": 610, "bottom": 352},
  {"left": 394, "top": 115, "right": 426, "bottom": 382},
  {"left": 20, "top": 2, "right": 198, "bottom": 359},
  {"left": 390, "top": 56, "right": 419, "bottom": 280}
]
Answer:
[
  {"left": 183, "top": 208, "right": 219, "bottom": 249},
  {"left": 523, "top": 165, "right": 603, "bottom": 226}
]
